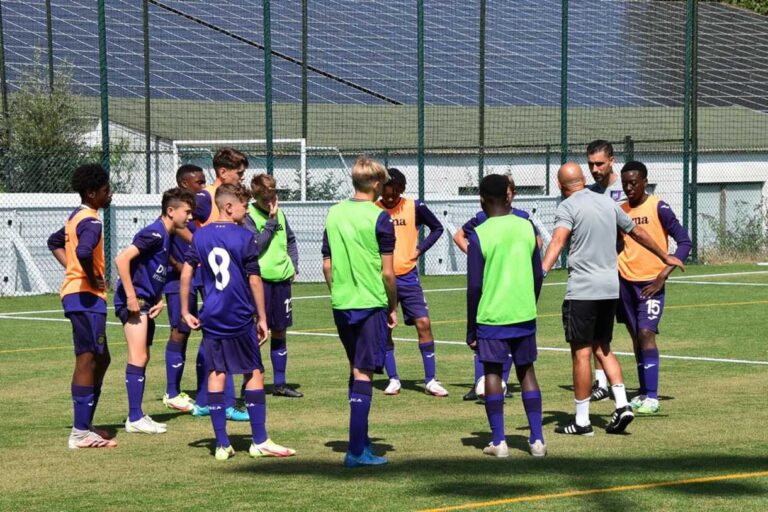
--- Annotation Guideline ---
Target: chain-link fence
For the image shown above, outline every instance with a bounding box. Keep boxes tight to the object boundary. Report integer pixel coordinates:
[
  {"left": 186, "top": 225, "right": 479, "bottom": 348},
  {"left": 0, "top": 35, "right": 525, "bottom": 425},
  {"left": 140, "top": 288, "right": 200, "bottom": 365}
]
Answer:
[{"left": 1, "top": 0, "right": 767, "bottom": 294}]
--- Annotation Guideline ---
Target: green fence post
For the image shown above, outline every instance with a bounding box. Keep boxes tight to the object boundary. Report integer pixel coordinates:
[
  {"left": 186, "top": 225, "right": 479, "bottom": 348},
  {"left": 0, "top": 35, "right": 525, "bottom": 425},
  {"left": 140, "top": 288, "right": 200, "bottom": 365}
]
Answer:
[
  {"left": 97, "top": 0, "right": 112, "bottom": 282},
  {"left": 0, "top": 1, "right": 9, "bottom": 140},
  {"left": 417, "top": 0, "right": 425, "bottom": 275},
  {"left": 478, "top": 0, "right": 486, "bottom": 186},
  {"left": 301, "top": 0, "right": 308, "bottom": 144},
  {"left": 560, "top": 0, "right": 568, "bottom": 165},
  {"left": 558, "top": 0, "right": 568, "bottom": 269},
  {"left": 143, "top": 0, "right": 151, "bottom": 193},
  {"left": 690, "top": 0, "right": 698, "bottom": 261},
  {"left": 263, "top": 0, "right": 274, "bottom": 176},
  {"left": 45, "top": 0, "right": 54, "bottom": 94},
  {"left": 683, "top": 0, "right": 693, "bottom": 232},
  {"left": 545, "top": 145, "right": 551, "bottom": 196},
  {"left": 624, "top": 135, "right": 634, "bottom": 162}
]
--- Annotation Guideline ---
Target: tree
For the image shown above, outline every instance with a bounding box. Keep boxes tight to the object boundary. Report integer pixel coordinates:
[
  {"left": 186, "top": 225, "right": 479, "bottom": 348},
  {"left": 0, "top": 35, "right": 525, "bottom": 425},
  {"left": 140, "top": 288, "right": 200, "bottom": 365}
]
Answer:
[{"left": 0, "top": 52, "right": 92, "bottom": 193}]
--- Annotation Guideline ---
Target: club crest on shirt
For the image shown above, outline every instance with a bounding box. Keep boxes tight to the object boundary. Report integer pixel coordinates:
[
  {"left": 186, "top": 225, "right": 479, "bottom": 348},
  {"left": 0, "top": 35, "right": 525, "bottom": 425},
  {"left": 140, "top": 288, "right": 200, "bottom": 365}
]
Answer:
[{"left": 611, "top": 190, "right": 622, "bottom": 201}]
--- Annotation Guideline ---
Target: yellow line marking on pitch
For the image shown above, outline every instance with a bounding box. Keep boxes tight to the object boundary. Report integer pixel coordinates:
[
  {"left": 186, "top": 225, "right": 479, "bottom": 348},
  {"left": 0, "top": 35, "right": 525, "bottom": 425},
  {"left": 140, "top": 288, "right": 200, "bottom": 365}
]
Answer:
[
  {"left": 418, "top": 470, "right": 768, "bottom": 512},
  {"left": 0, "top": 336, "right": 202, "bottom": 355}
]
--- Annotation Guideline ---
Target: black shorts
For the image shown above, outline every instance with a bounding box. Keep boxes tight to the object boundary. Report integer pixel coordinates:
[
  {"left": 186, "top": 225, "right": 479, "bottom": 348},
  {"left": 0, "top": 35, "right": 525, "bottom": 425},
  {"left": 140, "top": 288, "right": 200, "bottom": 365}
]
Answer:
[{"left": 562, "top": 299, "right": 617, "bottom": 345}]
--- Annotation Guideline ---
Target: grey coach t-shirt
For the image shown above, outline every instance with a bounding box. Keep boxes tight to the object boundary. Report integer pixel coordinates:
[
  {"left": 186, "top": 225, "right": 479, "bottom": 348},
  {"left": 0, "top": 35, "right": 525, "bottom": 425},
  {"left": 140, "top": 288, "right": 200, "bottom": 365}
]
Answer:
[
  {"left": 555, "top": 188, "right": 635, "bottom": 300},
  {"left": 588, "top": 173, "right": 627, "bottom": 204}
]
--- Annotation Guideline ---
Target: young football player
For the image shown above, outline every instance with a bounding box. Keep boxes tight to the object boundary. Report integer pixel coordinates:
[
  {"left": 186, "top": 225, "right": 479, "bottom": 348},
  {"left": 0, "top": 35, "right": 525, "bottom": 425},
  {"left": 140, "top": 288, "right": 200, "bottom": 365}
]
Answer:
[
  {"left": 47, "top": 164, "right": 116, "bottom": 449},
  {"left": 375, "top": 168, "right": 447, "bottom": 397},
  {"left": 181, "top": 184, "right": 295, "bottom": 460},
  {"left": 114, "top": 188, "right": 195, "bottom": 434}
]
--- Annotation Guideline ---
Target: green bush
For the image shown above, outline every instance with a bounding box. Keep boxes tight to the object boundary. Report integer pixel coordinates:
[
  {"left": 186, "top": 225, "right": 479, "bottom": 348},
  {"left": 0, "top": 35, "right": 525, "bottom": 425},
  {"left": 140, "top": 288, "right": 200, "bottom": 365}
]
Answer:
[{"left": 700, "top": 201, "right": 768, "bottom": 263}]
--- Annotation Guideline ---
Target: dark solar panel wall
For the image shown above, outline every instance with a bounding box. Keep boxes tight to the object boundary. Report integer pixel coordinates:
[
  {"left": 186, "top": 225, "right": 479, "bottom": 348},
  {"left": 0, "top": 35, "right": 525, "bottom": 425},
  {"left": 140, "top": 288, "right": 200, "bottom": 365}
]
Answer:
[{"left": 0, "top": 0, "right": 767, "bottom": 278}]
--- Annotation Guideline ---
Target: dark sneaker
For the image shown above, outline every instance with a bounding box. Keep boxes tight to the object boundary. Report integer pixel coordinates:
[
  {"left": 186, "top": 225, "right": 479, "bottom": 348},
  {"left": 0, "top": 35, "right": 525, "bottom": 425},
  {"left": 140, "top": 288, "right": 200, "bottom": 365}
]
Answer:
[
  {"left": 463, "top": 388, "right": 479, "bottom": 401},
  {"left": 555, "top": 418, "right": 594, "bottom": 436},
  {"left": 605, "top": 405, "right": 634, "bottom": 434},
  {"left": 590, "top": 380, "right": 610, "bottom": 402},
  {"left": 273, "top": 385, "right": 304, "bottom": 398},
  {"left": 504, "top": 388, "right": 514, "bottom": 399}
]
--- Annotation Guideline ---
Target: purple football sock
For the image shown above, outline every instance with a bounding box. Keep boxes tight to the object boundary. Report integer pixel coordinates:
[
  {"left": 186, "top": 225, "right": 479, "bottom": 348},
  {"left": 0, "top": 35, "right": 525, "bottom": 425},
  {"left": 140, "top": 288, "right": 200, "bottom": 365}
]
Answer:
[
  {"left": 72, "top": 384, "right": 94, "bottom": 431},
  {"left": 522, "top": 390, "right": 544, "bottom": 443},
  {"left": 270, "top": 337, "right": 287, "bottom": 387},
  {"left": 244, "top": 389, "right": 268, "bottom": 444},
  {"left": 484, "top": 393, "right": 505, "bottom": 446},
  {"left": 125, "top": 364, "right": 146, "bottom": 422},
  {"left": 165, "top": 340, "right": 186, "bottom": 397},
  {"left": 635, "top": 349, "right": 647, "bottom": 396},
  {"left": 195, "top": 345, "right": 208, "bottom": 407},
  {"left": 419, "top": 341, "right": 436, "bottom": 384},
  {"left": 349, "top": 380, "right": 373, "bottom": 457},
  {"left": 473, "top": 354, "right": 483, "bottom": 382},
  {"left": 384, "top": 347, "right": 398, "bottom": 380},
  {"left": 208, "top": 392, "right": 230, "bottom": 448},
  {"left": 502, "top": 354, "right": 513, "bottom": 383},
  {"left": 642, "top": 348, "right": 660, "bottom": 399},
  {"left": 90, "top": 383, "right": 102, "bottom": 424},
  {"left": 224, "top": 374, "right": 236, "bottom": 409}
]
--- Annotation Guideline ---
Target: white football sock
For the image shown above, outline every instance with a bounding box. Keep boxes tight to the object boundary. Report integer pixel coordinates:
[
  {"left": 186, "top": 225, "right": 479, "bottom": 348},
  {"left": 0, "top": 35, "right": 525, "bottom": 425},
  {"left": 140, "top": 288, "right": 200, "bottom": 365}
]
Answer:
[
  {"left": 575, "top": 398, "right": 590, "bottom": 426},
  {"left": 595, "top": 369, "right": 608, "bottom": 389},
  {"left": 612, "top": 383, "right": 628, "bottom": 408}
]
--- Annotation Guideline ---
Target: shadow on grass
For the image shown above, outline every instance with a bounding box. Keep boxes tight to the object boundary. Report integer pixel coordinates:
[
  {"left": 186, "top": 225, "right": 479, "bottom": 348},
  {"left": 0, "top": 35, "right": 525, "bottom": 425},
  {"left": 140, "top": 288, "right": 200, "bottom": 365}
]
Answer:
[
  {"left": 372, "top": 378, "right": 426, "bottom": 394},
  {"left": 93, "top": 410, "right": 189, "bottom": 431},
  {"left": 323, "top": 438, "right": 395, "bottom": 455},
  {"left": 219, "top": 452, "right": 768, "bottom": 508}
]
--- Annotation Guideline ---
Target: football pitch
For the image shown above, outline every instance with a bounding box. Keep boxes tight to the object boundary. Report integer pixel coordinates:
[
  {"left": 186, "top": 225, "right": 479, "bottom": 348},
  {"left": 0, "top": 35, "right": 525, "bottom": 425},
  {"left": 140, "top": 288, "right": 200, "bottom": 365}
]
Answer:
[{"left": 1, "top": 263, "right": 767, "bottom": 511}]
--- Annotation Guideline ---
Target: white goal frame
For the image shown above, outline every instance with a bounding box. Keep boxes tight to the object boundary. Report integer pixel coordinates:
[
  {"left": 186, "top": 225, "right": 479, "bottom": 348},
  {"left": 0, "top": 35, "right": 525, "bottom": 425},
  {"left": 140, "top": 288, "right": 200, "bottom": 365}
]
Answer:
[{"left": 172, "top": 138, "right": 308, "bottom": 200}]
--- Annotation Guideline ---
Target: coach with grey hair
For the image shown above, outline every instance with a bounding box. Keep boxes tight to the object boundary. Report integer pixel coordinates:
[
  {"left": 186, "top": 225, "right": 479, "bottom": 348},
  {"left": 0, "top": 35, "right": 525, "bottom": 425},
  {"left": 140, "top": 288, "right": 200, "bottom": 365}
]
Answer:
[{"left": 541, "top": 162, "right": 684, "bottom": 437}]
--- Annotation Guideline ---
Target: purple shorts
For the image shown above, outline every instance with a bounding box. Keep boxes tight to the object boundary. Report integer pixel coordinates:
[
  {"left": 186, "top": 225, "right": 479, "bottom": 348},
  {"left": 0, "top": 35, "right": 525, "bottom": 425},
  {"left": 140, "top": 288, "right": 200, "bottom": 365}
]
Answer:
[
  {"left": 478, "top": 334, "right": 538, "bottom": 366},
  {"left": 263, "top": 279, "right": 293, "bottom": 331},
  {"left": 165, "top": 292, "right": 198, "bottom": 334},
  {"left": 334, "top": 309, "right": 387, "bottom": 373},
  {"left": 397, "top": 284, "right": 429, "bottom": 325},
  {"left": 617, "top": 277, "right": 665, "bottom": 336},
  {"left": 202, "top": 326, "right": 264, "bottom": 375},
  {"left": 67, "top": 311, "right": 108, "bottom": 356},
  {"left": 115, "top": 299, "right": 156, "bottom": 346}
]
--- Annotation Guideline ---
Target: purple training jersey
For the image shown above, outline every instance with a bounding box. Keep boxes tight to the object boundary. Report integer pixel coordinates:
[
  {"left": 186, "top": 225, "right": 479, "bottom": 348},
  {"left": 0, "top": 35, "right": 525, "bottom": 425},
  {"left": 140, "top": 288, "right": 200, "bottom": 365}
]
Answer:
[
  {"left": 114, "top": 218, "right": 171, "bottom": 309},
  {"left": 165, "top": 221, "right": 197, "bottom": 294},
  {"left": 186, "top": 222, "right": 261, "bottom": 339}
]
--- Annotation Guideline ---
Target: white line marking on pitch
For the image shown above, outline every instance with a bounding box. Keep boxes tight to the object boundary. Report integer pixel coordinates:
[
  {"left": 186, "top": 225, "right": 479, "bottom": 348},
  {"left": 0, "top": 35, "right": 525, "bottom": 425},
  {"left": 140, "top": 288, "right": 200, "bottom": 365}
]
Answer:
[
  {"left": 1, "top": 269, "right": 766, "bottom": 316},
  {"left": 667, "top": 281, "right": 768, "bottom": 287},
  {"left": 285, "top": 330, "right": 768, "bottom": 366},
  {"left": 0, "top": 314, "right": 766, "bottom": 366}
]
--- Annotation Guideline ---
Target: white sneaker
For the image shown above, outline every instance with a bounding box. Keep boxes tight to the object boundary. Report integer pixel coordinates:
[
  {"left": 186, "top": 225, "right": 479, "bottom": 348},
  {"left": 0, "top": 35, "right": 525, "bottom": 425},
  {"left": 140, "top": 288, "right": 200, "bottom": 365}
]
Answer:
[
  {"left": 384, "top": 378, "right": 401, "bottom": 395},
  {"left": 125, "top": 415, "right": 167, "bottom": 434},
  {"left": 629, "top": 394, "right": 647, "bottom": 410},
  {"left": 529, "top": 439, "right": 547, "bottom": 457},
  {"left": 68, "top": 428, "right": 117, "bottom": 449},
  {"left": 425, "top": 379, "right": 449, "bottom": 397},
  {"left": 482, "top": 440, "right": 509, "bottom": 458},
  {"left": 163, "top": 392, "right": 195, "bottom": 413}
]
